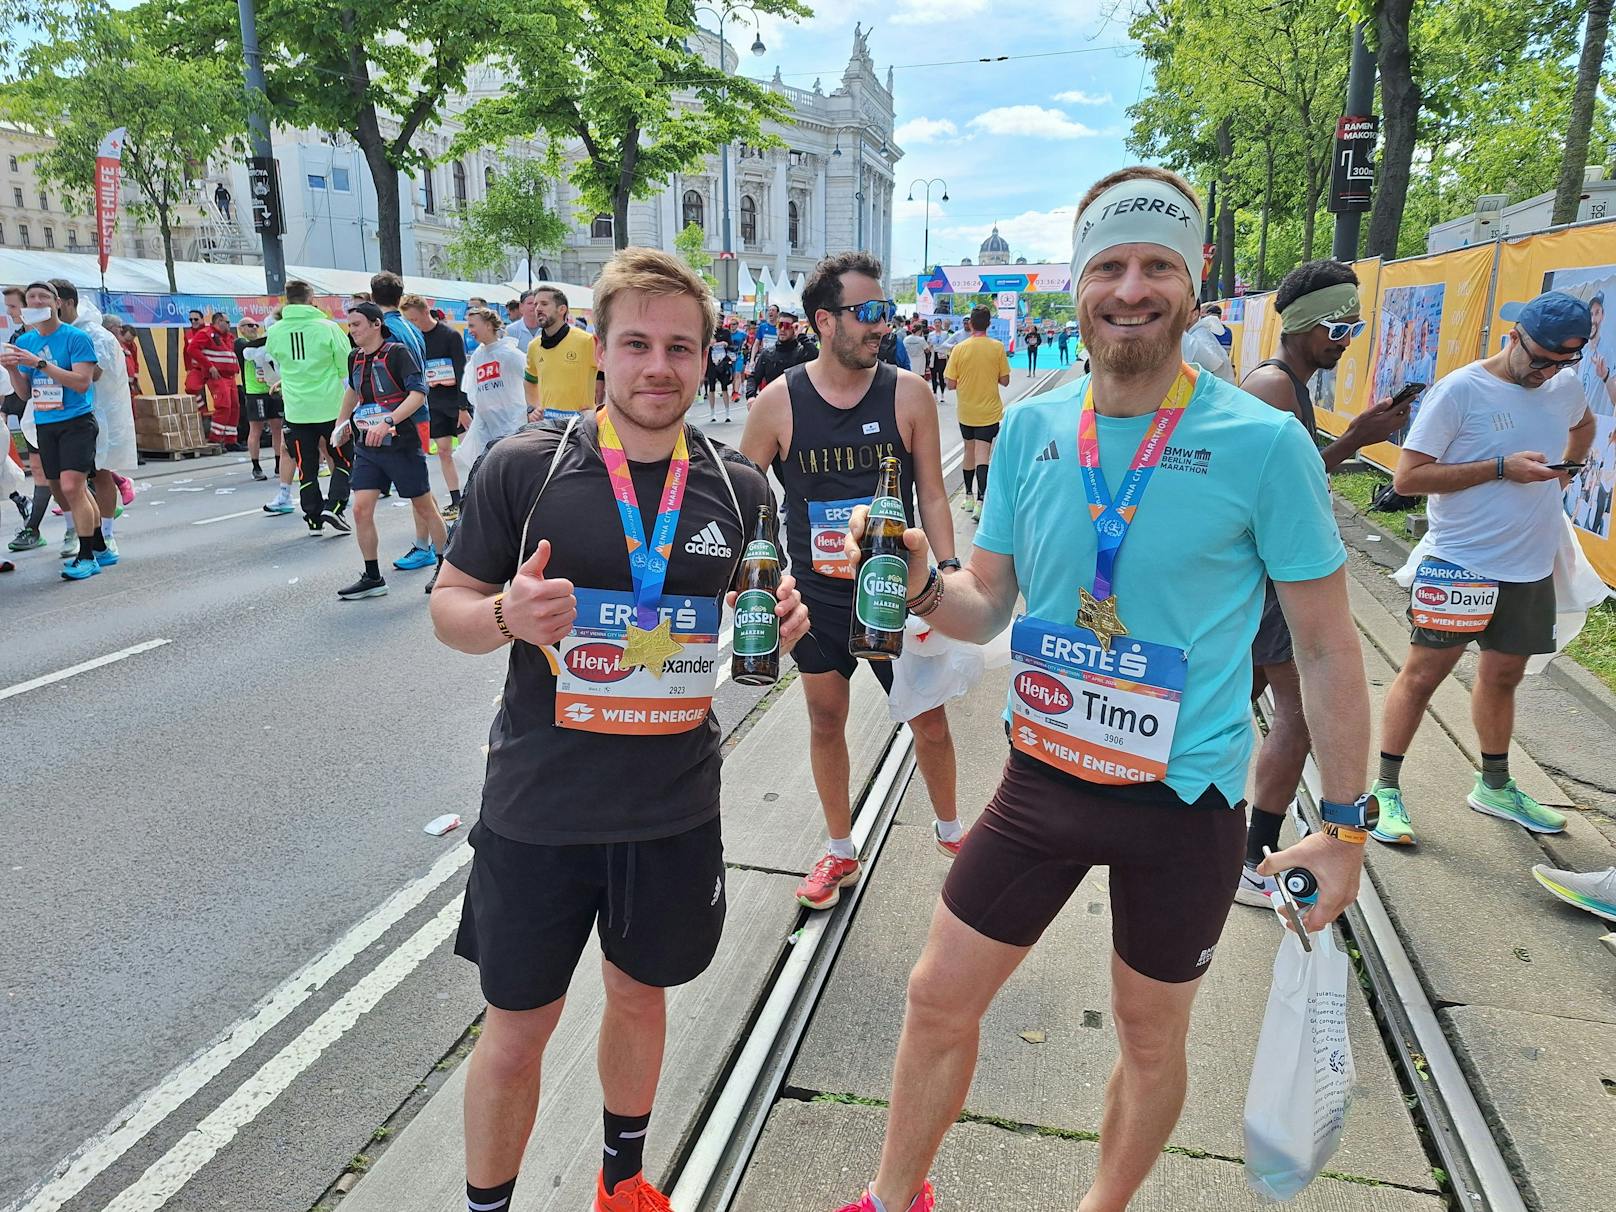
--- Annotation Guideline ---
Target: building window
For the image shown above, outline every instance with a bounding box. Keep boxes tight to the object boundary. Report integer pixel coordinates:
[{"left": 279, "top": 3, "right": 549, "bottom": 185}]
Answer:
[
  {"left": 789, "top": 149, "right": 806, "bottom": 167},
  {"left": 682, "top": 189, "right": 704, "bottom": 230},
  {"left": 739, "top": 195, "right": 757, "bottom": 243},
  {"left": 44, "top": 227, "right": 54, "bottom": 248},
  {"left": 19, "top": 223, "right": 30, "bottom": 247},
  {"left": 0, "top": 222, "right": 5, "bottom": 245},
  {"left": 6, "top": 155, "right": 15, "bottom": 171},
  {"left": 591, "top": 212, "right": 613, "bottom": 240},
  {"left": 453, "top": 161, "right": 468, "bottom": 209},
  {"left": 788, "top": 200, "right": 800, "bottom": 249},
  {"left": 420, "top": 169, "right": 435, "bottom": 214},
  {"left": 12, "top": 187, "right": 22, "bottom": 207},
  {"left": 68, "top": 228, "right": 78, "bottom": 247},
  {"left": 331, "top": 166, "right": 351, "bottom": 192},
  {"left": 484, "top": 165, "right": 495, "bottom": 192},
  {"left": 307, "top": 173, "right": 327, "bottom": 191},
  {"left": 39, "top": 193, "right": 48, "bottom": 210}
]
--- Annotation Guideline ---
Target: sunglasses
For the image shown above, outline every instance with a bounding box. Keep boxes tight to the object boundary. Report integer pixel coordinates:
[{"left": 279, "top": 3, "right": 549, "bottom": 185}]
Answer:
[
  {"left": 1322, "top": 320, "right": 1367, "bottom": 342},
  {"left": 830, "top": 299, "right": 898, "bottom": 325},
  {"left": 1513, "top": 329, "right": 1583, "bottom": 370}
]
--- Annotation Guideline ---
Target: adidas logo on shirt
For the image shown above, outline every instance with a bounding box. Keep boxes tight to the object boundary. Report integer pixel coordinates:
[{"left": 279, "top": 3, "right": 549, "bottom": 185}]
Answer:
[
  {"left": 1034, "top": 440, "right": 1060, "bottom": 463},
  {"left": 684, "top": 521, "right": 732, "bottom": 558}
]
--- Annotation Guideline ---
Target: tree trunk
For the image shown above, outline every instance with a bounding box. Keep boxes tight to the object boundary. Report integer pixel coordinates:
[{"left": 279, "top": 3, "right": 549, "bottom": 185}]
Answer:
[
  {"left": 1215, "top": 117, "right": 1237, "bottom": 296},
  {"left": 158, "top": 203, "right": 177, "bottom": 292},
  {"left": 612, "top": 120, "right": 642, "bottom": 251},
  {"left": 356, "top": 105, "right": 404, "bottom": 273},
  {"left": 1552, "top": 0, "right": 1613, "bottom": 226},
  {"left": 1367, "top": 0, "right": 1419, "bottom": 259},
  {"left": 1257, "top": 133, "right": 1275, "bottom": 289}
]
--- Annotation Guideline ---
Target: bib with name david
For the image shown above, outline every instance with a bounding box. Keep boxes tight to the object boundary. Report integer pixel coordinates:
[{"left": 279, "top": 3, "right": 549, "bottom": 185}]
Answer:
[{"left": 1411, "top": 557, "right": 1498, "bottom": 634}]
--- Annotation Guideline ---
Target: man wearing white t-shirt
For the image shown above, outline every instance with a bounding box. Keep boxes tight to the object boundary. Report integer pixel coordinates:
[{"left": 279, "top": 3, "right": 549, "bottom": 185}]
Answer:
[{"left": 1370, "top": 291, "right": 1595, "bottom": 845}]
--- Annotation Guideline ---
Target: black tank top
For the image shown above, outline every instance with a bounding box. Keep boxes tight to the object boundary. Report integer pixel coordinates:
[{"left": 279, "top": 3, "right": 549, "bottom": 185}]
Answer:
[
  {"left": 775, "top": 362, "right": 915, "bottom": 604},
  {"left": 1251, "top": 358, "right": 1317, "bottom": 440}
]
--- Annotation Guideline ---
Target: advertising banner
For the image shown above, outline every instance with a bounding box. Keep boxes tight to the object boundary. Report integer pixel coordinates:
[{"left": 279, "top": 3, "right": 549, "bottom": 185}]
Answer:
[
  {"left": 1237, "top": 293, "right": 1275, "bottom": 383},
  {"left": 1312, "top": 257, "right": 1382, "bottom": 444},
  {"left": 94, "top": 128, "right": 126, "bottom": 275},
  {"left": 921, "top": 263, "right": 1072, "bottom": 296}
]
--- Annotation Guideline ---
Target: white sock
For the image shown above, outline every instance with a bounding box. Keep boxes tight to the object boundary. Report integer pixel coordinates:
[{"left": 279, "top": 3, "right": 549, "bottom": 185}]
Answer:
[
  {"left": 864, "top": 1192, "right": 888, "bottom": 1212},
  {"left": 101, "top": 518, "right": 115, "bottom": 538},
  {"left": 935, "top": 817, "right": 963, "bottom": 842},
  {"left": 827, "top": 836, "right": 857, "bottom": 860}
]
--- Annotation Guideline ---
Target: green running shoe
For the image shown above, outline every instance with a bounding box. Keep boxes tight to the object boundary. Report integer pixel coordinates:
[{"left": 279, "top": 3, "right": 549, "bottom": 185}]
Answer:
[
  {"left": 1467, "top": 777, "right": 1566, "bottom": 834},
  {"left": 1369, "top": 781, "right": 1415, "bottom": 845}
]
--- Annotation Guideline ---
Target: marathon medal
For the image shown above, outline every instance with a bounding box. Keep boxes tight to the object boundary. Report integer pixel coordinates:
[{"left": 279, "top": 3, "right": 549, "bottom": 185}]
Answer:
[{"left": 598, "top": 408, "right": 690, "bottom": 678}]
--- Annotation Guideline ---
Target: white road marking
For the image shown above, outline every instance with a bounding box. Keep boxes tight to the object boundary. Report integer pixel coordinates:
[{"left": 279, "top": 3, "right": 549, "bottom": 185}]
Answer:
[
  {"left": 98, "top": 899, "right": 463, "bottom": 1212},
  {"left": 0, "top": 639, "right": 172, "bottom": 702},
  {"left": 713, "top": 624, "right": 735, "bottom": 688},
  {"left": 191, "top": 509, "right": 264, "bottom": 527},
  {"left": 8, "top": 843, "right": 473, "bottom": 1212}
]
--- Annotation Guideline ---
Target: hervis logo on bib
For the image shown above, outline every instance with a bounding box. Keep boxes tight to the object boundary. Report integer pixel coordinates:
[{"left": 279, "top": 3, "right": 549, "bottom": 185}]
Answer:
[
  {"left": 1014, "top": 670, "right": 1073, "bottom": 715},
  {"left": 564, "top": 642, "right": 633, "bottom": 684}
]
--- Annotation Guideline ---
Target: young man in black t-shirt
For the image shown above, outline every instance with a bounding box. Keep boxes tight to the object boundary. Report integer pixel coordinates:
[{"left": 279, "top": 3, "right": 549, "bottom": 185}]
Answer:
[
  {"left": 402, "top": 295, "right": 471, "bottom": 519},
  {"left": 430, "top": 248, "right": 809, "bottom": 1212}
]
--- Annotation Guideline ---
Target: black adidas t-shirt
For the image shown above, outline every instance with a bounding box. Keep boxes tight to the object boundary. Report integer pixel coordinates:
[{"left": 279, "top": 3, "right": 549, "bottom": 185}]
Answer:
[{"left": 445, "top": 414, "right": 772, "bottom": 845}]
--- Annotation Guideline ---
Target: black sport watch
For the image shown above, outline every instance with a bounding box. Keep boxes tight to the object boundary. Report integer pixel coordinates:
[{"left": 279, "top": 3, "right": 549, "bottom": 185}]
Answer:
[
  {"left": 1320, "top": 793, "right": 1377, "bottom": 832},
  {"left": 937, "top": 558, "right": 962, "bottom": 572}
]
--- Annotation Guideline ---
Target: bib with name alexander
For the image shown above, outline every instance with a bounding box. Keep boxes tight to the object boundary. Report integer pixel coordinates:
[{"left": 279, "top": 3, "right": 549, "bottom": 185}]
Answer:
[
  {"left": 1411, "top": 557, "right": 1499, "bottom": 634},
  {"left": 1008, "top": 615, "right": 1186, "bottom": 784},
  {"left": 550, "top": 588, "right": 721, "bottom": 734},
  {"left": 425, "top": 357, "right": 456, "bottom": 387},
  {"left": 807, "top": 496, "right": 867, "bottom": 579},
  {"left": 32, "top": 378, "right": 65, "bottom": 410}
]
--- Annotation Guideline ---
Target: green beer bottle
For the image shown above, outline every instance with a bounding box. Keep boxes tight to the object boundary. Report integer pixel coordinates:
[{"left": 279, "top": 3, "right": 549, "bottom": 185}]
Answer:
[
  {"left": 850, "top": 456, "right": 908, "bottom": 660},
  {"left": 731, "top": 505, "right": 781, "bottom": 685}
]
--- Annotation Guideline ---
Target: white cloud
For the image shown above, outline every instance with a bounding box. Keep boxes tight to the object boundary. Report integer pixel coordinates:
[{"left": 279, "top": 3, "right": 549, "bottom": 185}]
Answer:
[
  {"left": 892, "top": 0, "right": 987, "bottom": 25},
  {"left": 1052, "top": 89, "right": 1113, "bottom": 106},
  {"left": 894, "top": 117, "right": 958, "bottom": 145},
  {"left": 967, "top": 106, "right": 1099, "bottom": 140},
  {"left": 936, "top": 206, "right": 1080, "bottom": 264}
]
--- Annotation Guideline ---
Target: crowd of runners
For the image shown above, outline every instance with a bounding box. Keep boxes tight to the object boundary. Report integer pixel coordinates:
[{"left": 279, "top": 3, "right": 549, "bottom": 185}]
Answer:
[{"left": 6, "top": 162, "right": 1615, "bottom": 1212}]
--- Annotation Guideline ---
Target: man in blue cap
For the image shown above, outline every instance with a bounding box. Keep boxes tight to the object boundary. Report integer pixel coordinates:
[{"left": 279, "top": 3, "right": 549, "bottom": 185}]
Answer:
[{"left": 1371, "top": 290, "right": 1595, "bottom": 845}]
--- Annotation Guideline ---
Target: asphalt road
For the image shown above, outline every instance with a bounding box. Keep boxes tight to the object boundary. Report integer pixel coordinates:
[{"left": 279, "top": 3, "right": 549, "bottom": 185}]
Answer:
[{"left": 0, "top": 367, "right": 1039, "bottom": 1212}]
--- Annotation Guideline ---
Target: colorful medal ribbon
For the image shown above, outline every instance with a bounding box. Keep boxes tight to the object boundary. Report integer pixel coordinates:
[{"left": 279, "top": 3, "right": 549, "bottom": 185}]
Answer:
[
  {"left": 1075, "top": 364, "right": 1197, "bottom": 649},
  {"left": 596, "top": 407, "right": 691, "bottom": 675}
]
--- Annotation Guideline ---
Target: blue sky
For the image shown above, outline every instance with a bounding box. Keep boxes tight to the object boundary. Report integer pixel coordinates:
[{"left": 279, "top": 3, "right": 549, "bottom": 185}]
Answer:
[{"left": 737, "top": 2, "right": 1145, "bottom": 279}]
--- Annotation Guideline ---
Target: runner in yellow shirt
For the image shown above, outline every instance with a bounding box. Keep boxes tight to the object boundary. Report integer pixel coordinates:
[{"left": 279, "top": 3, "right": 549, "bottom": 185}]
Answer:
[
  {"left": 522, "top": 287, "right": 601, "bottom": 424},
  {"left": 944, "top": 304, "right": 1011, "bottom": 518}
]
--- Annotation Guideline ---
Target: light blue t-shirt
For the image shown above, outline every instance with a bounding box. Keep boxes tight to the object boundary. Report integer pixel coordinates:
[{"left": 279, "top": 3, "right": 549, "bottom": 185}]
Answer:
[
  {"left": 975, "top": 371, "right": 1346, "bottom": 808},
  {"left": 383, "top": 310, "right": 426, "bottom": 371},
  {"left": 16, "top": 325, "right": 97, "bottom": 424}
]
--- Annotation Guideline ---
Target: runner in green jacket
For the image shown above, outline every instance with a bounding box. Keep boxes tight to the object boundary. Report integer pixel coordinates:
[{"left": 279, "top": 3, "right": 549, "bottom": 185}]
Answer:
[{"left": 265, "top": 284, "right": 356, "bottom": 533}]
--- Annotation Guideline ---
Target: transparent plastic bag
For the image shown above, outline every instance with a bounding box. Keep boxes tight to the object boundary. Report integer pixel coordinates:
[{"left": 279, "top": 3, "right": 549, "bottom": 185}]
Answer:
[{"left": 886, "top": 616, "right": 984, "bottom": 722}]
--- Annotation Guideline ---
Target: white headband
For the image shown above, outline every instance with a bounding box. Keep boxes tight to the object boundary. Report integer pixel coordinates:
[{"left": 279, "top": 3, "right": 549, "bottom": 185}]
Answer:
[{"left": 1070, "top": 178, "right": 1204, "bottom": 301}]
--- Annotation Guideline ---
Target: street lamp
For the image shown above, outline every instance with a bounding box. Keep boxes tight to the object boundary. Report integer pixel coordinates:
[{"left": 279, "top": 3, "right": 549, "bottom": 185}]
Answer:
[
  {"left": 695, "top": 1, "right": 764, "bottom": 293},
  {"left": 906, "top": 177, "right": 949, "bottom": 286}
]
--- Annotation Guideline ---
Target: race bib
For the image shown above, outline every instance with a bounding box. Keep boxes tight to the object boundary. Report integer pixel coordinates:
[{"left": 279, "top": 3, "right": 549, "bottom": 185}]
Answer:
[
  {"left": 353, "top": 401, "right": 392, "bottom": 444},
  {"left": 807, "top": 496, "right": 867, "bottom": 579},
  {"left": 1008, "top": 615, "right": 1186, "bottom": 785},
  {"left": 1410, "top": 558, "right": 1498, "bottom": 634},
  {"left": 32, "top": 379, "right": 65, "bottom": 411},
  {"left": 425, "top": 357, "right": 455, "bottom": 387},
  {"left": 552, "top": 588, "right": 721, "bottom": 734}
]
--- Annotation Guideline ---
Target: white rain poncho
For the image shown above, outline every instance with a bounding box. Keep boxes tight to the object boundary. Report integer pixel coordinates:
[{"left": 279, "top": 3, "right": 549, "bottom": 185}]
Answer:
[
  {"left": 79, "top": 301, "right": 138, "bottom": 473},
  {"left": 456, "top": 335, "right": 531, "bottom": 476}
]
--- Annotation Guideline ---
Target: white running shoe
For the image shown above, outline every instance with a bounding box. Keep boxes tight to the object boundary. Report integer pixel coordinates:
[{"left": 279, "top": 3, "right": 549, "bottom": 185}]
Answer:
[
  {"left": 1531, "top": 864, "right": 1616, "bottom": 923},
  {"left": 1235, "top": 862, "right": 1277, "bottom": 908}
]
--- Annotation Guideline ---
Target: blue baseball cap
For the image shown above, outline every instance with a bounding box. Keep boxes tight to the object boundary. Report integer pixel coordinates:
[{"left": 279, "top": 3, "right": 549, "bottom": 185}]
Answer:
[{"left": 1499, "top": 290, "right": 1592, "bottom": 354}]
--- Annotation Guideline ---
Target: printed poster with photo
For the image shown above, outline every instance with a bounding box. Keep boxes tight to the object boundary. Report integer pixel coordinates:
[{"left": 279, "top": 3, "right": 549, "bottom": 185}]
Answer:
[
  {"left": 1370, "top": 282, "right": 1445, "bottom": 445},
  {"left": 1542, "top": 265, "right": 1616, "bottom": 540}
]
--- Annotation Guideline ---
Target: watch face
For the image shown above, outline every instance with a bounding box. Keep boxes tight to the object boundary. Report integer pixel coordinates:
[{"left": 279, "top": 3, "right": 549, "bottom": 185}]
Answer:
[{"left": 1362, "top": 793, "right": 1379, "bottom": 831}]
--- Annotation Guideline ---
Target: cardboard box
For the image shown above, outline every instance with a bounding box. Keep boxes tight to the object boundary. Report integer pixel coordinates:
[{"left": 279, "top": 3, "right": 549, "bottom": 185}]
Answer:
[
  {"left": 134, "top": 394, "right": 195, "bottom": 420},
  {"left": 133, "top": 413, "right": 190, "bottom": 437}
]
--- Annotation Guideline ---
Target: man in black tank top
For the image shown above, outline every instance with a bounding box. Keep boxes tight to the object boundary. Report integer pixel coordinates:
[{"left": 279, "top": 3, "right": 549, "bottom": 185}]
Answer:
[
  {"left": 741, "top": 251, "right": 965, "bottom": 912},
  {"left": 1234, "top": 259, "right": 1411, "bottom": 906}
]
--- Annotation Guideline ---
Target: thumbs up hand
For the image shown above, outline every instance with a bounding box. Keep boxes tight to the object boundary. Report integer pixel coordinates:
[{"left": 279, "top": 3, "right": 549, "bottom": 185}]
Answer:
[{"left": 504, "top": 538, "right": 576, "bottom": 645}]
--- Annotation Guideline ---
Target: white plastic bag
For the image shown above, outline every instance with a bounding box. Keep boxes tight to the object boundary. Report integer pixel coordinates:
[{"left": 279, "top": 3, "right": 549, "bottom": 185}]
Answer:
[
  {"left": 886, "top": 616, "right": 984, "bottom": 722},
  {"left": 1243, "top": 927, "right": 1354, "bottom": 1201}
]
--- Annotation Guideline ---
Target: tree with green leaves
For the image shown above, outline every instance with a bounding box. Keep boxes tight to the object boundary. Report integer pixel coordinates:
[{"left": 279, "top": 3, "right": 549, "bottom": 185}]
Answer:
[
  {"left": 445, "top": 157, "right": 568, "bottom": 288},
  {"left": 458, "top": 0, "right": 808, "bottom": 250},
  {"left": 0, "top": 0, "right": 244, "bottom": 290},
  {"left": 1552, "top": 0, "right": 1613, "bottom": 225},
  {"left": 674, "top": 221, "right": 716, "bottom": 288}
]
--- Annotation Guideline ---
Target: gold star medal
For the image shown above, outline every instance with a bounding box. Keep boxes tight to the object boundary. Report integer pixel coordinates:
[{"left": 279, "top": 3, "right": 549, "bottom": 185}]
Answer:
[
  {"left": 621, "top": 616, "right": 685, "bottom": 678},
  {"left": 1077, "top": 586, "right": 1128, "bottom": 652}
]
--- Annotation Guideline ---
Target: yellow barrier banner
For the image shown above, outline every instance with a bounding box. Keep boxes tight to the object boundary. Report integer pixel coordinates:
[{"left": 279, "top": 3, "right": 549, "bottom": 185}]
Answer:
[
  {"left": 1238, "top": 293, "right": 1274, "bottom": 384},
  {"left": 1313, "top": 258, "right": 1381, "bottom": 442}
]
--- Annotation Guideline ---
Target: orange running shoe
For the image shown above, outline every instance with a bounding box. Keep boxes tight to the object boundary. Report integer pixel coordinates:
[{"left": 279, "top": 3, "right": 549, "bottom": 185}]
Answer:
[
  {"left": 833, "top": 1182, "right": 936, "bottom": 1211},
  {"left": 595, "top": 1170, "right": 673, "bottom": 1212},
  {"left": 796, "top": 852, "right": 862, "bottom": 909}
]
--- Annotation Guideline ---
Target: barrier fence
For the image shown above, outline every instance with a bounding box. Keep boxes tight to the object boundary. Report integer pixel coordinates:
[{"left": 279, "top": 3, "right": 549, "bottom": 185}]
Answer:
[{"left": 1217, "top": 217, "right": 1616, "bottom": 588}]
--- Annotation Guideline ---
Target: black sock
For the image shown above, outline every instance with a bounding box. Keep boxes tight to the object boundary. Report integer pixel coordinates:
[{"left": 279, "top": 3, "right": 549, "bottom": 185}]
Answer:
[
  {"left": 466, "top": 1176, "right": 516, "bottom": 1212},
  {"left": 602, "top": 1108, "right": 651, "bottom": 1191},
  {"left": 364, "top": 559, "right": 381, "bottom": 579},
  {"left": 91, "top": 529, "right": 107, "bottom": 551},
  {"left": 1378, "top": 751, "right": 1404, "bottom": 789},
  {"left": 962, "top": 467, "right": 975, "bottom": 495},
  {"left": 977, "top": 465, "right": 988, "bottom": 501},
  {"left": 28, "top": 485, "right": 50, "bottom": 529},
  {"left": 451, "top": 487, "right": 463, "bottom": 505},
  {"left": 77, "top": 535, "right": 94, "bottom": 560},
  {"left": 1244, "top": 807, "right": 1285, "bottom": 867},
  {"left": 1481, "top": 751, "right": 1510, "bottom": 790}
]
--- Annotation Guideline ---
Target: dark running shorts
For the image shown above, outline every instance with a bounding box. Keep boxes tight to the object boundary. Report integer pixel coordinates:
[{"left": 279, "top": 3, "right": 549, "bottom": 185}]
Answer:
[
  {"left": 1251, "top": 580, "right": 1294, "bottom": 667},
  {"left": 705, "top": 363, "right": 733, "bottom": 389},
  {"left": 958, "top": 422, "right": 1001, "bottom": 443},
  {"left": 454, "top": 816, "right": 727, "bottom": 1010},
  {"left": 35, "top": 414, "right": 99, "bottom": 480},
  {"left": 1409, "top": 573, "right": 1555, "bottom": 656},
  {"left": 942, "top": 752, "right": 1246, "bottom": 983},
  {"left": 351, "top": 441, "right": 431, "bottom": 498},
  {"left": 240, "top": 393, "right": 284, "bottom": 423},
  {"left": 790, "top": 591, "right": 895, "bottom": 690},
  {"left": 428, "top": 406, "right": 464, "bottom": 441}
]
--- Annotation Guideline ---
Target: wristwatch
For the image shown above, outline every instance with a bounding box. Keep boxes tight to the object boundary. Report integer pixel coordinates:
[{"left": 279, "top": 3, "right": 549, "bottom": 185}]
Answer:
[
  {"left": 1320, "top": 793, "right": 1377, "bottom": 832},
  {"left": 937, "top": 557, "right": 962, "bottom": 572}
]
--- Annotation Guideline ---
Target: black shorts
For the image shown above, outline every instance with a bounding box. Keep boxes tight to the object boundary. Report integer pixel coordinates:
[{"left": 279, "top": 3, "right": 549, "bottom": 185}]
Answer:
[
  {"left": 790, "top": 591, "right": 895, "bottom": 690},
  {"left": 1251, "top": 581, "right": 1293, "bottom": 666},
  {"left": 454, "top": 817, "right": 727, "bottom": 1010},
  {"left": 35, "top": 414, "right": 99, "bottom": 480},
  {"left": 1409, "top": 573, "right": 1556, "bottom": 656},
  {"left": 428, "top": 406, "right": 465, "bottom": 441},
  {"left": 958, "top": 422, "right": 1001, "bottom": 443},
  {"left": 705, "top": 363, "right": 733, "bottom": 389},
  {"left": 240, "top": 393, "right": 284, "bottom": 422},
  {"left": 351, "top": 441, "right": 431, "bottom": 498},
  {"left": 941, "top": 752, "right": 1246, "bottom": 983}
]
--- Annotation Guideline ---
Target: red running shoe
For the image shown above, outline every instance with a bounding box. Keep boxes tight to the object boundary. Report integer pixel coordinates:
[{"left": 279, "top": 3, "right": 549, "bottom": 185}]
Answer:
[
  {"left": 595, "top": 1171, "right": 672, "bottom": 1212},
  {"left": 796, "top": 852, "right": 862, "bottom": 909},
  {"left": 933, "top": 821, "right": 967, "bottom": 859},
  {"left": 833, "top": 1182, "right": 936, "bottom": 1211},
  {"left": 114, "top": 473, "right": 135, "bottom": 506}
]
